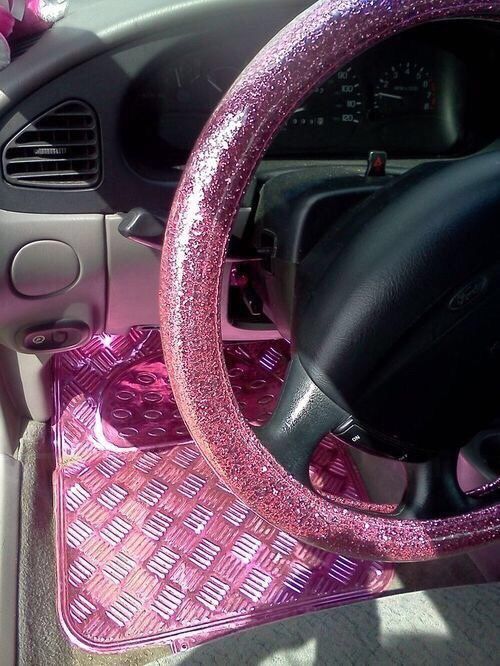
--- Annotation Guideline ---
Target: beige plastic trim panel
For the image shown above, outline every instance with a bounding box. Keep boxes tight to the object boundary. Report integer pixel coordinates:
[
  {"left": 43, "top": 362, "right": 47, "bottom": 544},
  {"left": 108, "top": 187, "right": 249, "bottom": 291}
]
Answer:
[
  {"left": 0, "top": 454, "right": 21, "bottom": 666},
  {"left": 0, "top": 353, "right": 21, "bottom": 454},
  {"left": 105, "top": 214, "right": 281, "bottom": 340},
  {"left": 15, "top": 353, "right": 52, "bottom": 423},
  {"left": 0, "top": 210, "right": 106, "bottom": 351},
  {"left": 105, "top": 214, "right": 162, "bottom": 334}
]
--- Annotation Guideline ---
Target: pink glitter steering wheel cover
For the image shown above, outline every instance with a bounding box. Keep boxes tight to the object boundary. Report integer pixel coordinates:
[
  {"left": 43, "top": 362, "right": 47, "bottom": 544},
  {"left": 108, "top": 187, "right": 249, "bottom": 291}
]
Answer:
[{"left": 160, "top": 0, "right": 500, "bottom": 562}]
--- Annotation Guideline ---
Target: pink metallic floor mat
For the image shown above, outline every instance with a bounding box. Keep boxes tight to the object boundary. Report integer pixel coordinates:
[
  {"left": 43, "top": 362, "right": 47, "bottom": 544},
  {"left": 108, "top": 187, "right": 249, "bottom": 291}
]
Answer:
[{"left": 52, "top": 330, "right": 392, "bottom": 654}]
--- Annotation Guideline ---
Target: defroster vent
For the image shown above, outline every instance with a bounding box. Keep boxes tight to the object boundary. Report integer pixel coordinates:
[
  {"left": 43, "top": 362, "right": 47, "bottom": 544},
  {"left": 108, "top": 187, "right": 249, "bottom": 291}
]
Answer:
[{"left": 2, "top": 100, "right": 101, "bottom": 189}]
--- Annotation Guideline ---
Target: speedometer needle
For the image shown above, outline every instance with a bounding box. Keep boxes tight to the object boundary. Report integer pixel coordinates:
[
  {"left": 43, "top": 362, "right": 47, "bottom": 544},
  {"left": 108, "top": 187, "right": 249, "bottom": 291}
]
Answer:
[{"left": 375, "top": 92, "right": 404, "bottom": 100}]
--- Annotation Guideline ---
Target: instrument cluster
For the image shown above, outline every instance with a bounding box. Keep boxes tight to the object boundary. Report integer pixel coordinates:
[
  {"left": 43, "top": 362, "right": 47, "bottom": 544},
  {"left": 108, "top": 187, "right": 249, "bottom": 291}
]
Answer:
[{"left": 121, "top": 23, "right": 499, "bottom": 176}]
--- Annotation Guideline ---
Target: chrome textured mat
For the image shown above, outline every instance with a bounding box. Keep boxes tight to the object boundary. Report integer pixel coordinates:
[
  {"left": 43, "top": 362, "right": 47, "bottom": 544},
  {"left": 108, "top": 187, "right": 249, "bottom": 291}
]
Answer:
[{"left": 52, "top": 330, "right": 392, "bottom": 654}]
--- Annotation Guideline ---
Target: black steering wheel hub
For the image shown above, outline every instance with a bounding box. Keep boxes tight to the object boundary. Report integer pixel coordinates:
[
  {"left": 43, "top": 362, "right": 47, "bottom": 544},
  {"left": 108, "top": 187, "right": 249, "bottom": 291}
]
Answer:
[{"left": 257, "top": 153, "right": 500, "bottom": 470}]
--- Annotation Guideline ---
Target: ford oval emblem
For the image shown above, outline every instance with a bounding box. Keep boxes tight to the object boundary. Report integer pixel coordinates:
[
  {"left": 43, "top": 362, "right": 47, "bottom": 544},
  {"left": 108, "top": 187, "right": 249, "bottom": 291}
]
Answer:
[{"left": 448, "top": 275, "right": 488, "bottom": 311}]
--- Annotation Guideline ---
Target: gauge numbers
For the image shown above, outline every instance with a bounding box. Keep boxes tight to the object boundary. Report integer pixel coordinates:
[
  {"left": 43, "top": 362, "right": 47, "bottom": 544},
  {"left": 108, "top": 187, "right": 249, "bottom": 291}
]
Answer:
[
  {"left": 330, "top": 66, "right": 364, "bottom": 124},
  {"left": 287, "top": 66, "right": 364, "bottom": 130},
  {"left": 373, "top": 61, "right": 437, "bottom": 119}
]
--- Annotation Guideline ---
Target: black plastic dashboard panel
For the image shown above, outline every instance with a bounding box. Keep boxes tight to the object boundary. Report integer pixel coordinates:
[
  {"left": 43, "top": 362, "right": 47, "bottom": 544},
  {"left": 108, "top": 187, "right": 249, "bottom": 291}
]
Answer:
[
  {"left": 0, "top": 5, "right": 498, "bottom": 216},
  {"left": 120, "top": 20, "right": 500, "bottom": 179},
  {"left": 0, "top": 2, "right": 313, "bottom": 215},
  {"left": 122, "top": 28, "right": 466, "bottom": 176},
  {"left": 0, "top": 32, "right": 197, "bottom": 216},
  {"left": 0, "top": 1, "right": 497, "bottom": 353}
]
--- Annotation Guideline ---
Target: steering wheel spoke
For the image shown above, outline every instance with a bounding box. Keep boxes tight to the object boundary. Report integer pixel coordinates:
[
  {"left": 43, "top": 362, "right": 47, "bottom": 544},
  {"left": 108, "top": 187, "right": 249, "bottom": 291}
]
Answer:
[
  {"left": 257, "top": 356, "right": 348, "bottom": 485},
  {"left": 397, "top": 450, "right": 473, "bottom": 519},
  {"left": 397, "top": 450, "right": 500, "bottom": 519}
]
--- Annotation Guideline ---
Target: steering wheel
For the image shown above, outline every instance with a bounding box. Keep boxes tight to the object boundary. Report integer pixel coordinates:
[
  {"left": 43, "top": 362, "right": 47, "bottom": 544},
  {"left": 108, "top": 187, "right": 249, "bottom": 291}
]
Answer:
[{"left": 160, "top": 0, "right": 500, "bottom": 562}]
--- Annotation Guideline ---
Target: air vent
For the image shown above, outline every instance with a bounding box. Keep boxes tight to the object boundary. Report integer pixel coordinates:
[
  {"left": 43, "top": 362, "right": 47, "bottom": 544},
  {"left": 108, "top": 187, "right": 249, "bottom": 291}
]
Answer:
[{"left": 2, "top": 101, "right": 101, "bottom": 189}]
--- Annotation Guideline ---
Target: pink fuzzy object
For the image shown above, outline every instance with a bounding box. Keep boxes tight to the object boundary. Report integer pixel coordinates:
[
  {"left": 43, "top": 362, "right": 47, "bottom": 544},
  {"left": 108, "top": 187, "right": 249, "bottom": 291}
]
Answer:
[
  {"left": 0, "top": 6, "right": 15, "bottom": 38},
  {"left": 0, "top": 1, "right": 67, "bottom": 70},
  {"left": 0, "top": 7, "right": 13, "bottom": 68},
  {"left": 13, "top": 0, "right": 67, "bottom": 38},
  {"left": 25, "top": 0, "right": 67, "bottom": 23}
]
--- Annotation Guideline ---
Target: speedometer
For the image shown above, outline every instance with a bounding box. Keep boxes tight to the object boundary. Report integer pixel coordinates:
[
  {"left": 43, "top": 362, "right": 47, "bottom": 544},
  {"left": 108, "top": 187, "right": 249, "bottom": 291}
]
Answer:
[
  {"left": 330, "top": 66, "right": 364, "bottom": 124},
  {"left": 373, "top": 61, "right": 437, "bottom": 119},
  {"left": 286, "top": 65, "right": 364, "bottom": 129}
]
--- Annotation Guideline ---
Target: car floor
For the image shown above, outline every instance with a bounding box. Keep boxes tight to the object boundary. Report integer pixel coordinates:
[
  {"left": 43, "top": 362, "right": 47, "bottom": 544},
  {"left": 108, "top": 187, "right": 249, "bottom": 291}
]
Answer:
[{"left": 16, "top": 421, "right": 489, "bottom": 666}]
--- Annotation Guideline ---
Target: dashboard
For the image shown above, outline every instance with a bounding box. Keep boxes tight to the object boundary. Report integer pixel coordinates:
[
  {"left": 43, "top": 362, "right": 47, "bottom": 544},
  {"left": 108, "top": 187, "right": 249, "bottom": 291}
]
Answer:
[
  {"left": 122, "top": 20, "right": 500, "bottom": 177},
  {"left": 1, "top": 1, "right": 500, "bottom": 353}
]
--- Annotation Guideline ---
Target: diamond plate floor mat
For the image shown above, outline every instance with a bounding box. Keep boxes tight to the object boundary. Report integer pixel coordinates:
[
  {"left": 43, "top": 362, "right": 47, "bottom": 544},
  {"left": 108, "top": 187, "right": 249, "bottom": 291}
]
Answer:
[{"left": 52, "top": 330, "right": 393, "bottom": 654}]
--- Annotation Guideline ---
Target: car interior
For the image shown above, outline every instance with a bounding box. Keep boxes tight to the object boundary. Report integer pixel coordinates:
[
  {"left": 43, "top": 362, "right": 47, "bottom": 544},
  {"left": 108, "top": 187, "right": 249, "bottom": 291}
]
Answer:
[{"left": 0, "top": 0, "right": 499, "bottom": 664}]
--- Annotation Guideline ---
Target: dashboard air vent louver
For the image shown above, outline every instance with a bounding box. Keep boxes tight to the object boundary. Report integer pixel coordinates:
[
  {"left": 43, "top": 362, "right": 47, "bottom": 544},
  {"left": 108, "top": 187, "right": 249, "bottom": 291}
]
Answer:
[{"left": 2, "top": 101, "right": 101, "bottom": 189}]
